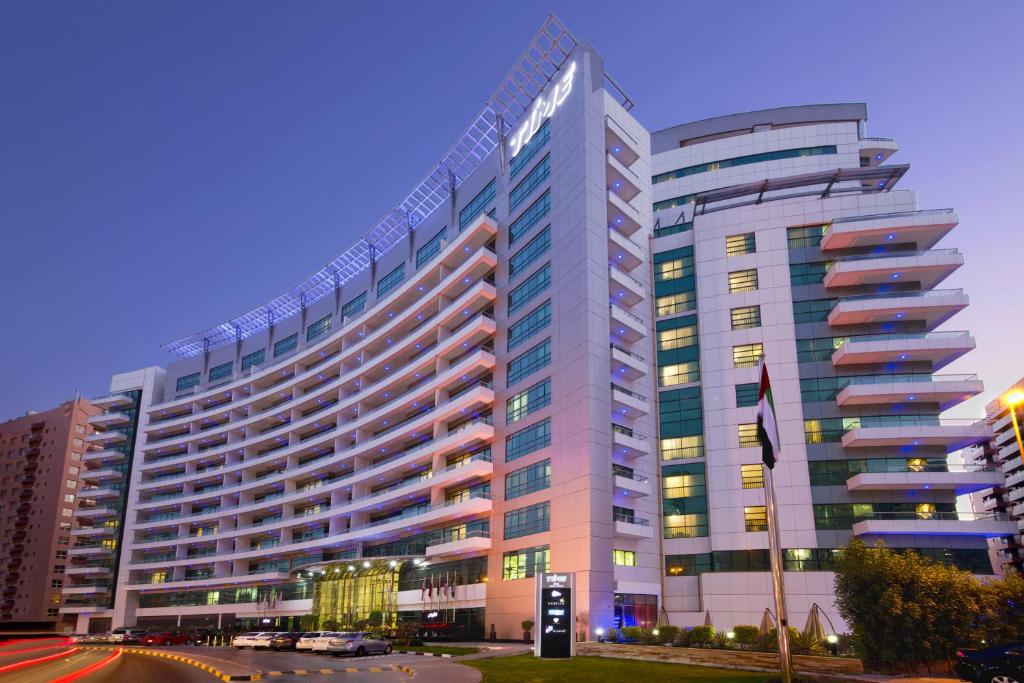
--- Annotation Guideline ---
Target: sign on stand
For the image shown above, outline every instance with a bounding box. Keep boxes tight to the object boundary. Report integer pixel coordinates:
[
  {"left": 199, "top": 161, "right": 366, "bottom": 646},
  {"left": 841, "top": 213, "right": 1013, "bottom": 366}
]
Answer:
[{"left": 534, "top": 572, "right": 574, "bottom": 658}]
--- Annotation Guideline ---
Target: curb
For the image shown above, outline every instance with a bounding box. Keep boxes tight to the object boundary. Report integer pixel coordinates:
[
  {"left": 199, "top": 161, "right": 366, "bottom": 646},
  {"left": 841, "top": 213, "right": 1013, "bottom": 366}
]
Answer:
[
  {"left": 265, "top": 664, "right": 415, "bottom": 677},
  {"left": 395, "top": 650, "right": 454, "bottom": 658},
  {"left": 83, "top": 646, "right": 261, "bottom": 681}
]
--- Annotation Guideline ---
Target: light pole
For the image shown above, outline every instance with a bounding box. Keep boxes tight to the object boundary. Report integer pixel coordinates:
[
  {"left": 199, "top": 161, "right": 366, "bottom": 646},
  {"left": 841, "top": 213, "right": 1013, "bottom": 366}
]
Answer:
[{"left": 1004, "top": 390, "right": 1024, "bottom": 468}]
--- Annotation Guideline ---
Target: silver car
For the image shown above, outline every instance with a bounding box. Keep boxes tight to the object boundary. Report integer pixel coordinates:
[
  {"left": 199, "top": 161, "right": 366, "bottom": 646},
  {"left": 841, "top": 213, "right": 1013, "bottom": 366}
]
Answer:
[{"left": 326, "top": 632, "right": 392, "bottom": 657}]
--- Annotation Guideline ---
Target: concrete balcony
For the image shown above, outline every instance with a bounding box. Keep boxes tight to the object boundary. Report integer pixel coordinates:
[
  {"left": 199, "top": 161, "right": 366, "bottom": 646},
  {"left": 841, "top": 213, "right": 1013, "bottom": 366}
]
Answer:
[
  {"left": 606, "top": 116, "right": 641, "bottom": 170},
  {"left": 835, "top": 374, "right": 983, "bottom": 410},
  {"left": 614, "top": 517, "right": 654, "bottom": 539},
  {"left": 425, "top": 531, "right": 491, "bottom": 559},
  {"left": 614, "top": 473, "right": 652, "bottom": 497},
  {"left": 609, "top": 266, "right": 645, "bottom": 306},
  {"left": 61, "top": 585, "right": 110, "bottom": 595},
  {"left": 91, "top": 393, "right": 134, "bottom": 410},
  {"left": 821, "top": 208, "right": 958, "bottom": 252},
  {"left": 609, "top": 304, "right": 646, "bottom": 343},
  {"left": 859, "top": 137, "right": 899, "bottom": 166},
  {"left": 83, "top": 449, "right": 126, "bottom": 465},
  {"left": 68, "top": 546, "right": 114, "bottom": 558},
  {"left": 88, "top": 411, "right": 131, "bottom": 428},
  {"left": 846, "top": 467, "right": 1004, "bottom": 494},
  {"left": 74, "top": 506, "right": 119, "bottom": 520},
  {"left": 852, "top": 512, "right": 1016, "bottom": 538},
  {"left": 1001, "top": 456, "right": 1023, "bottom": 475},
  {"left": 85, "top": 430, "right": 127, "bottom": 446},
  {"left": 608, "top": 190, "right": 644, "bottom": 239},
  {"left": 841, "top": 420, "right": 990, "bottom": 451},
  {"left": 66, "top": 566, "right": 112, "bottom": 577},
  {"left": 824, "top": 249, "right": 962, "bottom": 290},
  {"left": 1007, "top": 487, "right": 1024, "bottom": 504},
  {"left": 611, "top": 344, "right": 648, "bottom": 381},
  {"left": 606, "top": 152, "right": 641, "bottom": 203},
  {"left": 608, "top": 226, "right": 644, "bottom": 270},
  {"left": 611, "top": 384, "right": 650, "bottom": 418},
  {"left": 612, "top": 426, "right": 650, "bottom": 458},
  {"left": 59, "top": 605, "right": 105, "bottom": 614},
  {"left": 79, "top": 486, "right": 123, "bottom": 501},
  {"left": 80, "top": 468, "right": 124, "bottom": 484},
  {"left": 831, "top": 331, "right": 975, "bottom": 369},
  {"left": 72, "top": 526, "right": 116, "bottom": 538},
  {"left": 129, "top": 570, "right": 292, "bottom": 593},
  {"left": 828, "top": 289, "right": 968, "bottom": 329}
]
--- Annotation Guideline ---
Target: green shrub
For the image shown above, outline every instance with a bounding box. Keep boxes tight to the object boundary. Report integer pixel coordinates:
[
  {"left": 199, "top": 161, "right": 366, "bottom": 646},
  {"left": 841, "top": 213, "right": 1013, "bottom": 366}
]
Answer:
[
  {"left": 322, "top": 619, "right": 340, "bottom": 631},
  {"left": 672, "top": 628, "right": 692, "bottom": 647},
  {"left": 732, "top": 625, "right": 759, "bottom": 647},
  {"left": 791, "top": 631, "right": 824, "bottom": 655},
  {"left": 688, "top": 625, "right": 714, "bottom": 645},
  {"left": 711, "top": 632, "right": 730, "bottom": 649},
  {"left": 619, "top": 626, "right": 645, "bottom": 642},
  {"left": 655, "top": 625, "right": 680, "bottom": 645},
  {"left": 605, "top": 627, "right": 619, "bottom": 643}
]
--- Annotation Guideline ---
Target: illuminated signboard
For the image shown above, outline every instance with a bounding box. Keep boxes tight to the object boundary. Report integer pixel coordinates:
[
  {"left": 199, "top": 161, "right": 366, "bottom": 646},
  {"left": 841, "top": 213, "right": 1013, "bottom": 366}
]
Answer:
[
  {"left": 535, "top": 571, "right": 575, "bottom": 658},
  {"left": 508, "top": 62, "right": 577, "bottom": 158}
]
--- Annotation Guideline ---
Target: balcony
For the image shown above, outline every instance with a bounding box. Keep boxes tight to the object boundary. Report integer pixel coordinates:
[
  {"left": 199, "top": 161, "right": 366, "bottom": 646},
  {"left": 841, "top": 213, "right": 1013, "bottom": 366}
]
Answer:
[
  {"left": 74, "top": 506, "right": 119, "bottom": 520},
  {"left": 611, "top": 344, "right": 647, "bottom": 380},
  {"left": 828, "top": 289, "right": 968, "bottom": 328},
  {"left": 606, "top": 116, "right": 641, "bottom": 170},
  {"left": 81, "top": 468, "right": 124, "bottom": 484},
  {"left": 66, "top": 566, "right": 112, "bottom": 577},
  {"left": 91, "top": 393, "right": 134, "bottom": 410},
  {"left": 851, "top": 511, "right": 1016, "bottom": 538},
  {"left": 842, "top": 418, "right": 991, "bottom": 451},
  {"left": 85, "top": 430, "right": 127, "bottom": 446},
  {"left": 614, "top": 471, "right": 652, "bottom": 497},
  {"left": 859, "top": 137, "right": 898, "bottom": 166},
  {"left": 88, "top": 411, "right": 131, "bottom": 428},
  {"left": 614, "top": 515, "right": 654, "bottom": 539},
  {"left": 608, "top": 227, "right": 644, "bottom": 270},
  {"left": 61, "top": 585, "right": 110, "bottom": 595},
  {"left": 821, "top": 209, "right": 958, "bottom": 252},
  {"left": 831, "top": 331, "right": 975, "bottom": 369},
  {"left": 835, "top": 374, "right": 983, "bottom": 409},
  {"left": 79, "top": 486, "right": 123, "bottom": 501},
  {"left": 846, "top": 465, "right": 1004, "bottom": 494},
  {"left": 612, "top": 425, "right": 650, "bottom": 458},
  {"left": 611, "top": 383, "right": 650, "bottom": 418},
  {"left": 72, "top": 526, "right": 116, "bottom": 538},
  {"left": 83, "top": 448, "right": 127, "bottom": 465},
  {"left": 609, "top": 304, "right": 646, "bottom": 342},
  {"left": 424, "top": 530, "right": 491, "bottom": 559},
  {"left": 824, "top": 249, "right": 963, "bottom": 290},
  {"left": 69, "top": 546, "right": 114, "bottom": 558},
  {"left": 609, "top": 266, "right": 645, "bottom": 306},
  {"left": 607, "top": 152, "right": 641, "bottom": 203}
]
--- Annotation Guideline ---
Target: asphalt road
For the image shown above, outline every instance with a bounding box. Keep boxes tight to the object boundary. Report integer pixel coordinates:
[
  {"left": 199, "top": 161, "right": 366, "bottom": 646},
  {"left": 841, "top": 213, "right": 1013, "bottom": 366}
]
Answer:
[{"left": 0, "top": 646, "right": 114, "bottom": 683}]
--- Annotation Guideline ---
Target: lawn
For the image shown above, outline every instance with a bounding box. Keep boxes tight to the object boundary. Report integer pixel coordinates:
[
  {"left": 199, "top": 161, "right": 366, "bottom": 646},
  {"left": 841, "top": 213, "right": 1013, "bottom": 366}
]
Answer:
[
  {"left": 398, "top": 644, "right": 481, "bottom": 656},
  {"left": 462, "top": 653, "right": 776, "bottom": 682}
]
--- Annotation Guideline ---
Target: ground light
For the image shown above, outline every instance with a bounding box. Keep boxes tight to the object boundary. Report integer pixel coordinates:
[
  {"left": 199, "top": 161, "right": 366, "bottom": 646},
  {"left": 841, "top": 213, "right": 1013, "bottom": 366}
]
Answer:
[{"left": 595, "top": 627, "right": 605, "bottom": 643}]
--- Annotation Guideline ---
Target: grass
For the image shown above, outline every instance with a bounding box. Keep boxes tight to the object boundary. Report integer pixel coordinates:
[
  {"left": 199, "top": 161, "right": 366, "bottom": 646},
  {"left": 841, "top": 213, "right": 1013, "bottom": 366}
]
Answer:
[
  {"left": 398, "top": 645, "right": 481, "bottom": 656},
  {"left": 462, "top": 653, "right": 777, "bottom": 682}
]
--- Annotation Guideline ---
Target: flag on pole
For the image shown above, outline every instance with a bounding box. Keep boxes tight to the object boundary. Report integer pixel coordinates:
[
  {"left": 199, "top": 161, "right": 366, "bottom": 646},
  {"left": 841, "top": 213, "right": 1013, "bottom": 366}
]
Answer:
[
  {"left": 420, "top": 576, "right": 426, "bottom": 601},
  {"left": 428, "top": 574, "right": 433, "bottom": 599},
  {"left": 757, "top": 356, "right": 781, "bottom": 469}
]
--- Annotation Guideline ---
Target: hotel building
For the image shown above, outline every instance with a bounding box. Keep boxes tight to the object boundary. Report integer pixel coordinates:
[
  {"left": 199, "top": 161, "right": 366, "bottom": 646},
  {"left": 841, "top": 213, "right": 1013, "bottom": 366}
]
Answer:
[{"left": 66, "top": 16, "right": 1010, "bottom": 637}]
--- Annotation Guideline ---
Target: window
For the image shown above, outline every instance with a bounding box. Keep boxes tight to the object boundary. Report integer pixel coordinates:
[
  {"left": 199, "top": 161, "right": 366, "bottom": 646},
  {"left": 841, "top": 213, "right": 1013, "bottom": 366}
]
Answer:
[
  {"left": 273, "top": 333, "right": 298, "bottom": 358},
  {"left": 459, "top": 178, "right": 496, "bottom": 230},
  {"left": 796, "top": 336, "right": 848, "bottom": 362},
  {"left": 664, "top": 513, "right": 708, "bottom": 538},
  {"left": 789, "top": 261, "right": 831, "bottom": 286},
  {"left": 510, "top": 119, "right": 550, "bottom": 178},
  {"left": 205, "top": 361, "right": 232, "bottom": 384},
  {"left": 660, "top": 435, "right": 704, "bottom": 460},
  {"left": 656, "top": 292, "right": 695, "bottom": 316},
  {"left": 63, "top": 493, "right": 75, "bottom": 503},
  {"left": 502, "top": 545, "right": 549, "bottom": 580},
  {"left": 664, "top": 471, "right": 705, "bottom": 498},
  {"left": 176, "top": 372, "right": 200, "bottom": 392},
  {"left": 745, "top": 506, "right": 768, "bottom": 532},
  {"left": 505, "top": 459, "right": 551, "bottom": 500},
  {"left": 504, "top": 501, "right": 550, "bottom": 540},
  {"left": 306, "top": 315, "right": 331, "bottom": 342},
  {"left": 657, "top": 324, "right": 697, "bottom": 351},
  {"left": 68, "top": 466, "right": 79, "bottom": 475},
  {"left": 376, "top": 264, "right": 405, "bottom": 298},
  {"left": 507, "top": 301, "right": 551, "bottom": 351},
  {"left": 51, "top": 579, "right": 63, "bottom": 588},
  {"left": 506, "top": 419, "right": 551, "bottom": 462},
  {"left": 738, "top": 423, "right": 760, "bottom": 448},
  {"left": 506, "top": 379, "right": 551, "bottom": 424},
  {"left": 792, "top": 299, "right": 836, "bottom": 324},
  {"left": 614, "top": 549, "right": 637, "bottom": 566},
  {"left": 509, "top": 154, "right": 550, "bottom": 211},
  {"left": 654, "top": 222, "right": 692, "bottom": 238},
  {"left": 509, "top": 226, "right": 550, "bottom": 279},
  {"left": 509, "top": 190, "right": 551, "bottom": 244},
  {"left": 726, "top": 233, "right": 756, "bottom": 256},
  {"left": 659, "top": 362, "right": 700, "bottom": 387},
  {"left": 733, "top": 343, "right": 763, "bottom": 368},
  {"left": 804, "top": 418, "right": 845, "bottom": 444},
  {"left": 787, "top": 225, "right": 829, "bottom": 250},
  {"left": 507, "top": 338, "right": 551, "bottom": 386},
  {"left": 655, "top": 255, "right": 693, "bottom": 281},
  {"left": 53, "top": 565, "right": 65, "bottom": 575},
  {"left": 508, "top": 263, "right": 550, "bottom": 314},
  {"left": 728, "top": 269, "right": 758, "bottom": 293},
  {"left": 341, "top": 291, "right": 367, "bottom": 319},
  {"left": 241, "top": 349, "right": 265, "bottom": 372},
  {"left": 741, "top": 464, "right": 764, "bottom": 489},
  {"left": 653, "top": 192, "right": 698, "bottom": 212},
  {"left": 416, "top": 227, "right": 448, "bottom": 269},
  {"left": 735, "top": 383, "right": 759, "bottom": 408},
  {"left": 653, "top": 146, "right": 839, "bottom": 184},
  {"left": 54, "top": 549, "right": 68, "bottom": 560},
  {"left": 731, "top": 305, "right": 761, "bottom": 330}
]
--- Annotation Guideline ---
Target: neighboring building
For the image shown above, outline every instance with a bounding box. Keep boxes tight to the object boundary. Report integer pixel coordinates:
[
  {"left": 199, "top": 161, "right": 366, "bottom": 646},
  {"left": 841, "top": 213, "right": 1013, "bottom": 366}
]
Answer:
[
  {"left": 0, "top": 398, "right": 99, "bottom": 628},
  {"left": 70, "top": 16, "right": 1008, "bottom": 637}
]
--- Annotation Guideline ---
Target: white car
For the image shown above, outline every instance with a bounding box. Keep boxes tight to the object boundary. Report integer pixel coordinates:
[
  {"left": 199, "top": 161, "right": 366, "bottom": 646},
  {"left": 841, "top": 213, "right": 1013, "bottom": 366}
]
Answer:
[
  {"left": 325, "top": 632, "right": 392, "bottom": 657},
  {"left": 309, "top": 632, "right": 344, "bottom": 654},
  {"left": 233, "top": 632, "right": 276, "bottom": 649},
  {"left": 109, "top": 628, "right": 147, "bottom": 643},
  {"left": 296, "top": 632, "right": 325, "bottom": 651}
]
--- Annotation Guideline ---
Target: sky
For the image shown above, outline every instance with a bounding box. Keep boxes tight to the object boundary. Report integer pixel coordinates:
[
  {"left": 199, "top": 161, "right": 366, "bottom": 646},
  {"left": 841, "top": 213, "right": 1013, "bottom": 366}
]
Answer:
[{"left": 1, "top": 0, "right": 1022, "bottom": 422}]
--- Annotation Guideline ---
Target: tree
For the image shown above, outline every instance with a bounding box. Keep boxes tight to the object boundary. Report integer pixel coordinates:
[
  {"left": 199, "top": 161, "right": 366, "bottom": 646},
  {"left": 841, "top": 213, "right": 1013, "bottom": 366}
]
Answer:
[
  {"left": 299, "top": 614, "right": 318, "bottom": 631},
  {"left": 977, "top": 569, "right": 1024, "bottom": 644}
]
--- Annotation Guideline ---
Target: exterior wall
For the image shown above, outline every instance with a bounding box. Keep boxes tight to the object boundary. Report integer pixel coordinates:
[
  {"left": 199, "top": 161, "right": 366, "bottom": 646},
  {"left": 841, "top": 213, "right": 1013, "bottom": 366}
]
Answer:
[
  {"left": 977, "top": 381, "right": 1024, "bottom": 573},
  {"left": 0, "top": 398, "right": 99, "bottom": 626}
]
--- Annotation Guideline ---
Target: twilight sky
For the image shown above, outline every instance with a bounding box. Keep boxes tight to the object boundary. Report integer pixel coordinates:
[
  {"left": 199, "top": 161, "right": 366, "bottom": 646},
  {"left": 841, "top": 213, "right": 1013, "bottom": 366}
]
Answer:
[{"left": 1, "top": 0, "right": 1022, "bottom": 422}]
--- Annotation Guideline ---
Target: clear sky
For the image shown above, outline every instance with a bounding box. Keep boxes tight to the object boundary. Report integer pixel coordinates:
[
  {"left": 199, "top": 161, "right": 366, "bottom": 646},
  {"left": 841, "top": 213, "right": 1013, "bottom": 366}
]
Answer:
[{"left": 1, "top": 0, "right": 1022, "bottom": 422}]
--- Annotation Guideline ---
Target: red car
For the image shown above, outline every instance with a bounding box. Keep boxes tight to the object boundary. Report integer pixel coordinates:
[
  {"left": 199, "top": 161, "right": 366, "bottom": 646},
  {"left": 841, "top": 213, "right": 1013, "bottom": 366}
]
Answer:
[{"left": 140, "top": 632, "right": 189, "bottom": 646}]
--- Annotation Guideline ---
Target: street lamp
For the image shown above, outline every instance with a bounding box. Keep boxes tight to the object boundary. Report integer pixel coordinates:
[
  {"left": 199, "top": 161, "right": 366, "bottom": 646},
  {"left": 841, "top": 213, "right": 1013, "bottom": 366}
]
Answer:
[{"left": 1003, "top": 390, "right": 1024, "bottom": 468}]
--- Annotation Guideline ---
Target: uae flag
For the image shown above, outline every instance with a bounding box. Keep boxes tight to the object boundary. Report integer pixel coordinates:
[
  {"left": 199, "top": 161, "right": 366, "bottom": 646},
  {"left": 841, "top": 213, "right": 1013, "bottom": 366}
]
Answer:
[{"left": 756, "top": 357, "right": 781, "bottom": 469}]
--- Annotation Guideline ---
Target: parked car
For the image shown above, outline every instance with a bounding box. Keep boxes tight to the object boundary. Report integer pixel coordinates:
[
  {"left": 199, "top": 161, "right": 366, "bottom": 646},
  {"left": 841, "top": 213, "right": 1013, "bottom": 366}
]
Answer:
[
  {"left": 269, "top": 633, "right": 302, "bottom": 651},
  {"left": 121, "top": 633, "right": 144, "bottom": 645},
  {"left": 232, "top": 632, "right": 273, "bottom": 649},
  {"left": 309, "top": 632, "right": 344, "bottom": 654},
  {"left": 955, "top": 643, "right": 1024, "bottom": 683},
  {"left": 140, "top": 632, "right": 190, "bottom": 646},
  {"left": 110, "top": 628, "right": 148, "bottom": 643},
  {"left": 296, "top": 632, "right": 324, "bottom": 652},
  {"left": 326, "top": 632, "right": 392, "bottom": 657}
]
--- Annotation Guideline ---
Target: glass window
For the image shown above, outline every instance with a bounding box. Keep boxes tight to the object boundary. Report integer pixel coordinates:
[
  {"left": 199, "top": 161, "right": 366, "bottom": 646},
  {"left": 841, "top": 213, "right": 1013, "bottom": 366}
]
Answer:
[
  {"left": 659, "top": 362, "right": 700, "bottom": 387},
  {"left": 506, "top": 378, "right": 551, "bottom": 424},
  {"left": 504, "top": 501, "right": 550, "bottom": 540},
  {"left": 506, "top": 419, "right": 551, "bottom": 462},
  {"left": 793, "top": 298, "right": 836, "bottom": 324},
  {"left": 804, "top": 418, "right": 845, "bottom": 444},
  {"left": 509, "top": 226, "right": 550, "bottom": 280},
  {"left": 731, "top": 305, "right": 761, "bottom": 330},
  {"left": 652, "top": 193, "right": 698, "bottom": 212},
  {"left": 306, "top": 314, "right": 331, "bottom": 342},
  {"left": 208, "top": 362, "right": 232, "bottom": 383},
  {"left": 787, "top": 225, "right": 829, "bottom": 249},
  {"left": 726, "top": 233, "right": 756, "bottom": 256},
  {"left": 505, "top": 459, "right": 551, "bottom": 500},
  {"left": 654, "top": 222, "right": 692, "bottom": 238},
  {"left": 613, "top": 549, "right": 637, "bottom": 566},
  {"left": 744, "top": 506, "right": 768, "bottom": 532},
  {"left": 508, "top": 263, "right": 550, "bottom": 314},
  {"left": 507, "top": 338, "right": 551, "bottom": 387},
  {"left": 728, "top": 269, "right": 758, "bottom": 293},
  {"left": 241, "top": 349, "right": 265, "bottom": 372},
  {"left": 733, "top": 343, "right": 763, "bottom": 368},
  {"left": 738, "top": 423, "right": 760, "bottom": 447},
  {"left": 273, "top": 333, "right": 298, "bottom": 358},
  {"left": 509, "top": 154, "right": 550, "bottom": 212},
  {"left": 653, "top": 146, "right": 838, "bottom": 184},
  {"left": 459, "top": 178, "right": 496, "bottom": 230},
  {"left": 509, "top": 119, "right": 550, "bottom": 178},
  {"left": 789, "top": 261, "right": 832, "bottom": 286},
  {"left": 735, "top": 383, "right": 759, "bottom": 408},
  {"left": 660, "top": 435, "right": 704, "bottom": 460},
  {"left": 655, "top": 252, "right": 694, "bottom": 281},
  {"left": 663, "top": 513, "right": 708, "bottom": 539},
  {"left": 507, "top": 300, "right": 551, "bottom": 351},
  {"left": 657, "top": 324, "right": 697, "bottom": 351},
  {"left": 376, "top": 264, "right": 405, "bottom": 299},
  {"left": 509, "top": 190, "right": 551, "bottom": 244},
  {"left": 663, "top": 472, "right": 705, "bottom": 498},
  {"left": 175, "top": 373, "right": 200, "bottom": 392},
  {"left": 502, "top": 545, "right": 549, "bottom": 580},
  {"left": 656, "top": 292, "right": 695, "bottom": 317},
  {"left": 416, "top": 227, "right": 448, "bottom": 269},
  {"left": 741, "top": 464, "right": 764, "bottom": 489},
  {"left": 796, "top": 336, "right": 848, "bottom": 362},
  {"left": 341, "top": 291, "right": 367, "bottom": 319}
]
